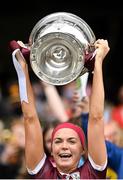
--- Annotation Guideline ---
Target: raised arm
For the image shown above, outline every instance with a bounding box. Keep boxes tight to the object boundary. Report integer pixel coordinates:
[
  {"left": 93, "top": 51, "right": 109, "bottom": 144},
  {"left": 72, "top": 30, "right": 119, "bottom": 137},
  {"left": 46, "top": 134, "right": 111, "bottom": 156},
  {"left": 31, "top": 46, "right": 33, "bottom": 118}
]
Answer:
[
  {"left": 88, "top": 39, "right": 110, "bottom": 166},
  {"left": 12, "top": 49, "right": 44, "bottom": 170},
  {"left": 42, "top": 82, "right": 69, "bottom": 122}
]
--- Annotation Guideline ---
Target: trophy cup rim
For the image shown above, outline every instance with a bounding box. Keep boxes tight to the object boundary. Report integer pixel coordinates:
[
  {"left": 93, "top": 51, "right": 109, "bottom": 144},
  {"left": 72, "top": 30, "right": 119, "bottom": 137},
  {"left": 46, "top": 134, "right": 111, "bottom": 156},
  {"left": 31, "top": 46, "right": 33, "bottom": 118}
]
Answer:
[{"left": 29, "top": 12, "right": 96, "bottom": 86}]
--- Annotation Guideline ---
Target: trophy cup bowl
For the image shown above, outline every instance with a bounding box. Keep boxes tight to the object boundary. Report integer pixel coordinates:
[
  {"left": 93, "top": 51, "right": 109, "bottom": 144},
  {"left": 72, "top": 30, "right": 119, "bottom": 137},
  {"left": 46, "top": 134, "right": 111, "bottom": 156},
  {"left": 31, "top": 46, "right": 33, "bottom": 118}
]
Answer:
[{"left": 29, "top": 12, "right": 96, "bottom": 85}]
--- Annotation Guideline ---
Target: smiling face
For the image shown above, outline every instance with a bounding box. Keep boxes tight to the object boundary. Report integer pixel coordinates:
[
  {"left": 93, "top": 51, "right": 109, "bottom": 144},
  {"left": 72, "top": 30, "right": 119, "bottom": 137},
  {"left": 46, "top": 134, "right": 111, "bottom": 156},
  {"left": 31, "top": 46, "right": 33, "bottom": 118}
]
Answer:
[{"left": 51, "top": 128, "right": 83, "bottom": 173}]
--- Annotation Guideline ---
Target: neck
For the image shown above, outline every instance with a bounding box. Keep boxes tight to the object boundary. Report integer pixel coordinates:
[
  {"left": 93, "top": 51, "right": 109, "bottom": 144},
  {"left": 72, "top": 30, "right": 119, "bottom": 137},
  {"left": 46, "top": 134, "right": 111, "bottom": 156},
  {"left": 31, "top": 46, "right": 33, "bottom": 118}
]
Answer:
[{"left": 57, "top": 165, "right": 77, "bottom": 174}]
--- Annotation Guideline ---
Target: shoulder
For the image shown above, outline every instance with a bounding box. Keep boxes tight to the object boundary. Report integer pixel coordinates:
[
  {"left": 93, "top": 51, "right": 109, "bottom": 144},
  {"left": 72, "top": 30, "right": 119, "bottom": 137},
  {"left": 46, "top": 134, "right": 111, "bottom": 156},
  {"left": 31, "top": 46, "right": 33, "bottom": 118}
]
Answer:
[
  {"left": 34, "top": 157, "right": 57, "bottom": 179},
  {"left": 79, "top": 159, "right": 107, "bottom": 179}
]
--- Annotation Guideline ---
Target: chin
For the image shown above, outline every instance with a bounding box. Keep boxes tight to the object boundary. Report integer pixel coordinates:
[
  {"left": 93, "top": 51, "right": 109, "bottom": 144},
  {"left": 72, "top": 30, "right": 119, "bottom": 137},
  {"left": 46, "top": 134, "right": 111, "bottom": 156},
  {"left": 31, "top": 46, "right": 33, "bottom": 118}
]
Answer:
[
  {"left": 59, "top": 166, "right": 72, "bottom": 173},
  {"left": 58, "top": 162, "right": 76, "bottom": 173}
]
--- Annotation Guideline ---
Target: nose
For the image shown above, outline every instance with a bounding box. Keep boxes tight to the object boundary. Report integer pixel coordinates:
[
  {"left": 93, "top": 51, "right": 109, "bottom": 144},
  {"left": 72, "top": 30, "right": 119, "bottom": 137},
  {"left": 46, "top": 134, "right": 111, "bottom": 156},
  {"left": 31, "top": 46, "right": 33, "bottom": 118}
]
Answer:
[{"left": 61, "top": 141, "right": 69, "bottom": 149}]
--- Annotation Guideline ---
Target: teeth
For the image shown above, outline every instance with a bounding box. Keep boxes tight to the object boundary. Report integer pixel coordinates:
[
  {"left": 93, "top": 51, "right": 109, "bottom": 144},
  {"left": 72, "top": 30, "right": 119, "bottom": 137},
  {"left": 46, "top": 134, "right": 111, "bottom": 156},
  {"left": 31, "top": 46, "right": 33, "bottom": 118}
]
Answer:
[{"left": 59, "top": 154, "right": 71, "bottom": 157}]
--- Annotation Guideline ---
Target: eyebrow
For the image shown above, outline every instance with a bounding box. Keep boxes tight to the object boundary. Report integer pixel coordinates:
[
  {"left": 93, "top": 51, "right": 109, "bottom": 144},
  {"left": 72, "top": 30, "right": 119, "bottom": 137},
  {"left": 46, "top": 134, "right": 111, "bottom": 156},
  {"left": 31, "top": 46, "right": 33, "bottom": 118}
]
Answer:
[{"left": 54, "top": 137, "right": 77, "bottom": 141}]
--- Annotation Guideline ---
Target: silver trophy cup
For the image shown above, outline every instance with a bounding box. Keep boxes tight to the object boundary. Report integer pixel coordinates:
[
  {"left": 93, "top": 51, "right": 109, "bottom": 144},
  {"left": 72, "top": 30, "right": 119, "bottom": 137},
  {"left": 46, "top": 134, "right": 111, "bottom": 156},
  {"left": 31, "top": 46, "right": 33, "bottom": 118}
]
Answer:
[{"left": 29, "top": 12, "right": 96, "bottom": 85}]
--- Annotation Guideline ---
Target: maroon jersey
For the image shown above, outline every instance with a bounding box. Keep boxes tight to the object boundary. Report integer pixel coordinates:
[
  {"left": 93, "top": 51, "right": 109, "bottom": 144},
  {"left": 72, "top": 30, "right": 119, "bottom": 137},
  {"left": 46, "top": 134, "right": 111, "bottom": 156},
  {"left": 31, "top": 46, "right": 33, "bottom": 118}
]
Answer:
[{"left": 31, "top": 157, "right": 107, "bottom": 179}]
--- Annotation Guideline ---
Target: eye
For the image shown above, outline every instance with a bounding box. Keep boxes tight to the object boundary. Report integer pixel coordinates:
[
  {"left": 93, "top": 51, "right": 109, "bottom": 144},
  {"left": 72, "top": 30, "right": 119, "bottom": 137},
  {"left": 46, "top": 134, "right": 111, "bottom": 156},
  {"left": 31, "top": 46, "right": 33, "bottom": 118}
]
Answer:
[
  {"left": 54, "top": 139, "right": 62, "bottom": 144},
  {"left": 69, "top": 140, "right": 76, "bottom": 144},
  {"left": 55, "top": 141, "right": 60, "bottom": 144}
]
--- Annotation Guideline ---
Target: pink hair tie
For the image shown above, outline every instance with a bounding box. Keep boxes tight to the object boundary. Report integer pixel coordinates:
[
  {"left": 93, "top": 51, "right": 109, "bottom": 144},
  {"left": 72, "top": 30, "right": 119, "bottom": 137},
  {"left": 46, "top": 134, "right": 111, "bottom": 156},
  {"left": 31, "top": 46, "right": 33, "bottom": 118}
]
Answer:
[{"left": 52, "top": 122, "right": 85, "bottom": 148}]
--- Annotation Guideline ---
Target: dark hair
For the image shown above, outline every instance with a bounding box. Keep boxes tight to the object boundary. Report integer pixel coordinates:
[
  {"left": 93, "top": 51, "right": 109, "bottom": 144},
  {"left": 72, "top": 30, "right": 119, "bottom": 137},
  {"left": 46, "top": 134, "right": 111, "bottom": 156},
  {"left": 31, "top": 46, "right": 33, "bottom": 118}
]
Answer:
[{"left": 68, "top": 115, "right": 82, "bottom": 127}]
